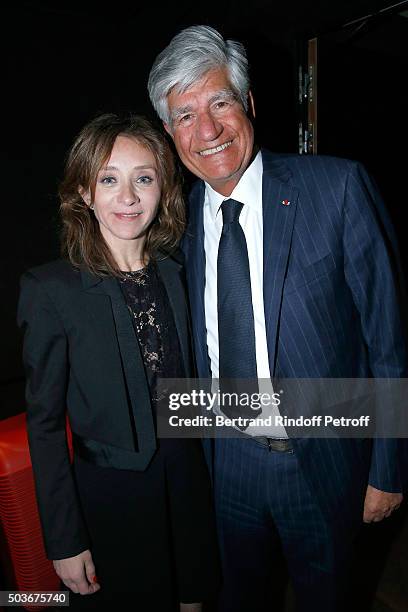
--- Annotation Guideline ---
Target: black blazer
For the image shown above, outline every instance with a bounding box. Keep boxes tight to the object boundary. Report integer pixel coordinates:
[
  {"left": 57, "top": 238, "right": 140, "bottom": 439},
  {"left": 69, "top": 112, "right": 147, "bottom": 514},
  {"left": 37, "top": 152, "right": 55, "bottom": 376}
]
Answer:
[{"left": 17, "top": 256, "right": 194, "bottom": 560}]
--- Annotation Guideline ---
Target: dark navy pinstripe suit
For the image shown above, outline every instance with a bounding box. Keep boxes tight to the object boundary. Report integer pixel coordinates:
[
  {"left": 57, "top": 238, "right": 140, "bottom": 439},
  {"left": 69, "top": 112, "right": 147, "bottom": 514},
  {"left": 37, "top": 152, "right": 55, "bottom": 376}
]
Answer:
[{"left": 182, "top": 149, "right": 407, "bottom": 611}]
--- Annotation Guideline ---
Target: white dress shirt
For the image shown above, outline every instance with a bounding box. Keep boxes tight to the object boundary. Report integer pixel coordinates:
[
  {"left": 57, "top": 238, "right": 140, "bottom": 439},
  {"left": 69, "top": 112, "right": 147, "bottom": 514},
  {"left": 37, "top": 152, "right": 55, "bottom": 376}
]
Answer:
[{"left": 203, "top": 151, "right": 287, "bottom": 438}]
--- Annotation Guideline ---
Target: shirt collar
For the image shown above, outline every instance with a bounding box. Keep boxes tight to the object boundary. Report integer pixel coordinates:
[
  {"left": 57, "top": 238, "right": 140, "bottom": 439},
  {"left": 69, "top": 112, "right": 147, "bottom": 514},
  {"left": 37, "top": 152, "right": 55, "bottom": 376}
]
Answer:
[{"left": 204, "top": 150, "right": 263, "bottom": 221}]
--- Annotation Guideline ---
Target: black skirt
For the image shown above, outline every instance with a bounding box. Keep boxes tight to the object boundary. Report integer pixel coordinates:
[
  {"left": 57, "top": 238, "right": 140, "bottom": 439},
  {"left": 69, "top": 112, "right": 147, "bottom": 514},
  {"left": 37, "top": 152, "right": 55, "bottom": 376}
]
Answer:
[{"left": 68, "top": 439, "right": 220, "bottom": 610}]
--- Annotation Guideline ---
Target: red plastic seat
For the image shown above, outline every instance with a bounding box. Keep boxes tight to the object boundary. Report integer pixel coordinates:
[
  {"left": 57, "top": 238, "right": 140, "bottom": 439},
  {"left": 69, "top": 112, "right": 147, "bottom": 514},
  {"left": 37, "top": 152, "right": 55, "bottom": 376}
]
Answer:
[{"left": 0, "top": 413, "right": 72, "bottom": 611}]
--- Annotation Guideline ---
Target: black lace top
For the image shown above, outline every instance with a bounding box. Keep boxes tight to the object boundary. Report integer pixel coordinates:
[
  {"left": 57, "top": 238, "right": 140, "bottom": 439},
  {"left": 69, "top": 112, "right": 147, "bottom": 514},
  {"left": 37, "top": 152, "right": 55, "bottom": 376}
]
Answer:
[{"left": 119, "top": 262, "right": 184, "bottom": 409}]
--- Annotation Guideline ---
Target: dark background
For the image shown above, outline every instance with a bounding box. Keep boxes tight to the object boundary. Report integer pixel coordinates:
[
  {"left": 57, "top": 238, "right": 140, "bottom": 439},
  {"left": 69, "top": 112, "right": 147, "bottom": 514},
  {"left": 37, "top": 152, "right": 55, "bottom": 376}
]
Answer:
[{"left": 2, "top": 3, "right": 408, "bottom": 608}]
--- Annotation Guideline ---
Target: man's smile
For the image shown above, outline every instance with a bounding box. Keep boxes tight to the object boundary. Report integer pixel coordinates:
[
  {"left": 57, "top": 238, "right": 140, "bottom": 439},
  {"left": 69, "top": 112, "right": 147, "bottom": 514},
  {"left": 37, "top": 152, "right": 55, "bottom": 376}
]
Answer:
[{"left": 198, "top": 140, "right": 233, "bottom": 157}]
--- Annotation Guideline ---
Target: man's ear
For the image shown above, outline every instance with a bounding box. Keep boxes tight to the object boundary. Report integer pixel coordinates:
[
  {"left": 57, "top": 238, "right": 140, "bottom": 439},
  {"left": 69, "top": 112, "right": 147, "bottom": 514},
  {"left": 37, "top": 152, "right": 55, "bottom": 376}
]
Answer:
[
  {"left": 163, "top": 121, "right": 173, "bottom": 137},
  {"left": 248, "top": 90, "right": 256, "bottom": 120},
  {"left": 78, "top": 186, "right": 92, "bottom": 207}
]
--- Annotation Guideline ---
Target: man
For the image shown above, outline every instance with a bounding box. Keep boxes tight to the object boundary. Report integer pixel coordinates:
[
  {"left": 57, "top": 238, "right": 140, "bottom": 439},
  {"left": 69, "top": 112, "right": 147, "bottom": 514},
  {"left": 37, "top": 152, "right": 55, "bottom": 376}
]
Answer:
[{"left": 148, "top": 26, "right": 406, "bottom": 611}]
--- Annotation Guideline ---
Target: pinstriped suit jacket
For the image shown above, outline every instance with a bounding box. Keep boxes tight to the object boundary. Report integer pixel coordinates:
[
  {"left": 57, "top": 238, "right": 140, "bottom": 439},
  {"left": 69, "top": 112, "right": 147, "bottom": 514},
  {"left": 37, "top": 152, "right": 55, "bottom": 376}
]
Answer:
[{"left": 182, "top": 148, "right": 407, "bottom": 527}]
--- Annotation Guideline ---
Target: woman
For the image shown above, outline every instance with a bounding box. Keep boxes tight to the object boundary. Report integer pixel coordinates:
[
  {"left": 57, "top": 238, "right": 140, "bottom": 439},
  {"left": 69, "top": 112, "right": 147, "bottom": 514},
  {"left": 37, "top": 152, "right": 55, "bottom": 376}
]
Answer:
[{"left": 18, "top": 114, "right": 220, "bottom": 610}]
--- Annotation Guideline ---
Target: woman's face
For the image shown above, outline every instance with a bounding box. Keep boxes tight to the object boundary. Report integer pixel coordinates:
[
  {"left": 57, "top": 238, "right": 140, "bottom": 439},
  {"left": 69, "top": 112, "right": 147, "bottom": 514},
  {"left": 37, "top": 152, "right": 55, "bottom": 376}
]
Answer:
[{"left": 84, "top": 135, "right": 161, "bottom": 253}]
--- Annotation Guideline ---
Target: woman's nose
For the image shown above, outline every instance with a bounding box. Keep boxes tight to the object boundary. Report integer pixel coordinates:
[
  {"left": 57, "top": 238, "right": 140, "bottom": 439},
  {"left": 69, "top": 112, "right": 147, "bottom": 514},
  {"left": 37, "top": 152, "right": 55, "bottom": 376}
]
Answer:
[{"left": 118, "top": 184, "right": 139, "bottom": 206}]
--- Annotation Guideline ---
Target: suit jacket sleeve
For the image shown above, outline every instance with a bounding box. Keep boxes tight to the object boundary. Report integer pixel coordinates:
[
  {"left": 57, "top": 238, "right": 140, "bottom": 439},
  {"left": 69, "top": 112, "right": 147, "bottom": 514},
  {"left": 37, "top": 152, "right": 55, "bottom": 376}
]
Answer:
[
  {"left": 343, "top": 162, "right": 408, "bottom": 493},
  {"left": 17, "top": 271, "right": 91, "bottom": 559}
]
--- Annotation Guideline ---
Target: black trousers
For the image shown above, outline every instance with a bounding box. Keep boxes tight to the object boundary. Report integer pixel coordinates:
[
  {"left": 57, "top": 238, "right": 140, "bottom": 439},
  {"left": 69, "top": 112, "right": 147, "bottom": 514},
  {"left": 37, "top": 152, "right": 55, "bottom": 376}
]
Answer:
[{"left": 67, "top": 439, "right": 220, "bottom": 610}]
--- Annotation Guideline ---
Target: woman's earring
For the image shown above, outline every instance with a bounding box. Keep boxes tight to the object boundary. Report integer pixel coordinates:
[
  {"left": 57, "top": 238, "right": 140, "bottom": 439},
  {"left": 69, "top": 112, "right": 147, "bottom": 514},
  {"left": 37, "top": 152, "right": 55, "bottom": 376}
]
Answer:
[{"left": 89, "top": 204, "right": 94, "bottom": 210}]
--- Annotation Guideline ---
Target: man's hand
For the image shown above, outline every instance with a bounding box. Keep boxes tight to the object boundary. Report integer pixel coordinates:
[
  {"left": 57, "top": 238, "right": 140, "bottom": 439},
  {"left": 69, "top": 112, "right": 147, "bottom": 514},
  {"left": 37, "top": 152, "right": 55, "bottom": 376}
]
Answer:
[
  {"left": 53, "top": 549, "right": 100, "bottom": 595},
  {"left": 363, "top": 484, "right": 403, "bottom": 523}
]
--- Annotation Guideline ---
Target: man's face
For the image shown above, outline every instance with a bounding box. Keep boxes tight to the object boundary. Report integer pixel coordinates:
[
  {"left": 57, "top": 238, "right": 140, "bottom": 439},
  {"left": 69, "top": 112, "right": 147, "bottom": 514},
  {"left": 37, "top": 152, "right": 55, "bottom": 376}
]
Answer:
[{"left": 164, "top": 68, "right": 255, "bottom": 197}]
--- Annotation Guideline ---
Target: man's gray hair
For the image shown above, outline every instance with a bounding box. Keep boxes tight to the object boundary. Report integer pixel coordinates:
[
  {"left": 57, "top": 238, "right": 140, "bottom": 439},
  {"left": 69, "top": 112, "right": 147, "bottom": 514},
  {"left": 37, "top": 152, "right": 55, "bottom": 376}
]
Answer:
[{"left": 148, "top": 25, "right": 250, "bottom": 126}]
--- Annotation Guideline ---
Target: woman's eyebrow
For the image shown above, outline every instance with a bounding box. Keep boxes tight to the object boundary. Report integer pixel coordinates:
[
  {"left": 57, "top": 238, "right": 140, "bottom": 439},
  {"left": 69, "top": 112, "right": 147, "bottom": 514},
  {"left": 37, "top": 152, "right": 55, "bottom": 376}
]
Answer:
[{"left": 100, "top": 165, "right": 156, "bottom": 171}]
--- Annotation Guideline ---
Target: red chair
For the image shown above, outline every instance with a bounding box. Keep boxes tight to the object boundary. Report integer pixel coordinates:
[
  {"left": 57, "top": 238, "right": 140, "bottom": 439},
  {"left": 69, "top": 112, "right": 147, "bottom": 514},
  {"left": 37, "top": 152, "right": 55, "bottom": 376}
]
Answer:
[{"left": 0, "top": 413, "right": 72, "bottom": 611}]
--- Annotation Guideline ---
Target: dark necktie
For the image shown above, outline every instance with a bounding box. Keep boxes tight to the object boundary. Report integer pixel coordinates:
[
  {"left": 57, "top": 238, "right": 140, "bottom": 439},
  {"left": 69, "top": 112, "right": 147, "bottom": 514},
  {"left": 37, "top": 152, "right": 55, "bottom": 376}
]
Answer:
[{"left": 217, "top": 200, "right": 259, "bottom": 419}]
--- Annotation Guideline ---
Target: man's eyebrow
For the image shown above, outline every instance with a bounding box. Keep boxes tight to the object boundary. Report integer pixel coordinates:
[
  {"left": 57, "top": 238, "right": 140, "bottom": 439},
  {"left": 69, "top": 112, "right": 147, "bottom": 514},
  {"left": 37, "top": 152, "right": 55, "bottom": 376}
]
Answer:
[
  {"left": 171, "top": 89, "right": 238, "bottom": 121},
  {"left": 171, "top": 105, "right": 194, "bottom": 120},
  {"left": 208, "top": 88, "right": 238, "bottom": 105}
]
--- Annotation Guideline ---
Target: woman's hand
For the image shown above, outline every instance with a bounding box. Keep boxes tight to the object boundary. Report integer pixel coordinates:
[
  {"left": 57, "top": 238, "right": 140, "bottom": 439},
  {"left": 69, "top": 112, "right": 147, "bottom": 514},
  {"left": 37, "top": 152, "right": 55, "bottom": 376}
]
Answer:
[{"left": 53, "top": 549, "right": 101, "bottom": 595}]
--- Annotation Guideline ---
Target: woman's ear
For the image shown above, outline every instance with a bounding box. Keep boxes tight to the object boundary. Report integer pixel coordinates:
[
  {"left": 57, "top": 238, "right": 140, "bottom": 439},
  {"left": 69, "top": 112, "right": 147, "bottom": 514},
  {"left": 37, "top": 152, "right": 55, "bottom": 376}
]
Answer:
[{"left": 78, "top": 186, "right": 92, "bottom": 208}]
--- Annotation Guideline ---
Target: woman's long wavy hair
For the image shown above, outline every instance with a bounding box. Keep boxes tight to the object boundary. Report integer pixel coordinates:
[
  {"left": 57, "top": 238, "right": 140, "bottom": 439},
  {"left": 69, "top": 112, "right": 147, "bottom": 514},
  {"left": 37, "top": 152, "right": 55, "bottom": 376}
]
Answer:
[{"left": 59, "top": 113, "right": 185, "bottom": 276}]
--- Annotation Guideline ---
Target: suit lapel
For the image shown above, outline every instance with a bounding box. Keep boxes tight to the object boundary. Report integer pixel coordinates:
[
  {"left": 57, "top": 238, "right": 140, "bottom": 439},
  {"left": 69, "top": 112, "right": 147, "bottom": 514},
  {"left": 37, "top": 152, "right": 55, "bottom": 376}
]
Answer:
[
  {"left": 185, "top": 182, "right": 210, "bottom": 378},
  {"left": 80, "top": 269, "right": 156, "bottom": 462},
  {"left": 262, "top": 151, "right": 298, "bottom": 375},
  {"left": 156, "top": 256, "right": 192, "bottom": 377}
]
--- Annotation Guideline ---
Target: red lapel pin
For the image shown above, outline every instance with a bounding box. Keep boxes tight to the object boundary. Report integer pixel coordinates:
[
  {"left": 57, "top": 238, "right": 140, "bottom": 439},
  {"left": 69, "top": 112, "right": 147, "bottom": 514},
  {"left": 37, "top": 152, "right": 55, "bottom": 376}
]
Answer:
[{"left": 281, "top": 199, "right": 291, "bottom": 206}]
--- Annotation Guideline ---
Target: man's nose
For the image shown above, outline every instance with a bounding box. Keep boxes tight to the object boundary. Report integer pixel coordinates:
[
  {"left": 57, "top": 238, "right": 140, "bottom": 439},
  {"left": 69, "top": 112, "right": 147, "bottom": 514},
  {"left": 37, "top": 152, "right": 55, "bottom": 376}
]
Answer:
[{"left": 196, "top": 111, "right": 223, "bottom": 141}]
